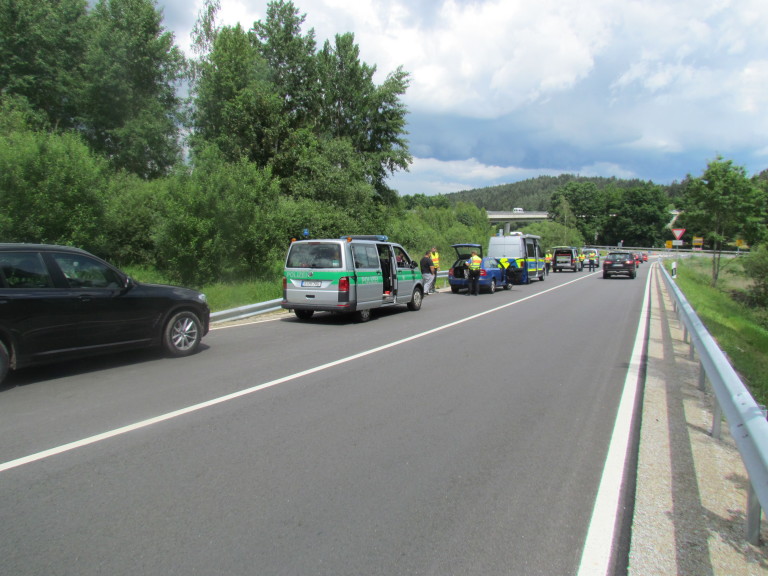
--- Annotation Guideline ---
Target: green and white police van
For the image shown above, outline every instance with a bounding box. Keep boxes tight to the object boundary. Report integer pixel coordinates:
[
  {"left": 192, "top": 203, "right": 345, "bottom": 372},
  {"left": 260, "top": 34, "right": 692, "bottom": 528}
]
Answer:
[{"left": 281, "top": 235, "right": 424, "bottom": 322}]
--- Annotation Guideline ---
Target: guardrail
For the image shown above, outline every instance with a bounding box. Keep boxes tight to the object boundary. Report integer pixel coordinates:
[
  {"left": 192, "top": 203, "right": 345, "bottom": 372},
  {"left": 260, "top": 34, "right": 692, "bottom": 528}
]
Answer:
[
  {"left": 660, "top": 263, "right": 768, "bottom": 544},
  {"left": 210, "top": 299, "right": 283, "bottom": 323}
]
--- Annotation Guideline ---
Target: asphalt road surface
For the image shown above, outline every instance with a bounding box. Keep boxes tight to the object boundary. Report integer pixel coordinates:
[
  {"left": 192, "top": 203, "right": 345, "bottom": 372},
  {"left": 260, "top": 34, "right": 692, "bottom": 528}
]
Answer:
[{"left": 0, "top": 263, "right": 651, "bottom": 575}]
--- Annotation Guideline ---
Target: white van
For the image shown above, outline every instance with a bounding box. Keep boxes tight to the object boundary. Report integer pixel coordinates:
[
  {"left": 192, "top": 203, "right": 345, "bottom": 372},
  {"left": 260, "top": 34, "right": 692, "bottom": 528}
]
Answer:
[
  {"left": 487, "top": 232, "right": 545, "bottom": 283},
  {"left": 281, "top": 235, "right": 424, "bottom": 322}
]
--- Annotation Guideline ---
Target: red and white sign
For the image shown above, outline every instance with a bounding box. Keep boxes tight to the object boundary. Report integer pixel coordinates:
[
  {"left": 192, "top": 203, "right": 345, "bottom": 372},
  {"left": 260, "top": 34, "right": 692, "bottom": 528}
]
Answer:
[{"left": 672, "top": 228, "right": 686, "bottom": 240}]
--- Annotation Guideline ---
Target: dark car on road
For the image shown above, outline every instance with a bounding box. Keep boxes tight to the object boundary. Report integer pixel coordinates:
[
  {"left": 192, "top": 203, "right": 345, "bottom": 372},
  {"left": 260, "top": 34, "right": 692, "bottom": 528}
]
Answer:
[
  {"left": 602, "top": 251, "right": 637, "bottom": 279},
  {"left": 0, "top": 244, "right": 210, "bottom": 386},
  {"left": 448, "top": 244, "right": 509, "bottom": 294}
]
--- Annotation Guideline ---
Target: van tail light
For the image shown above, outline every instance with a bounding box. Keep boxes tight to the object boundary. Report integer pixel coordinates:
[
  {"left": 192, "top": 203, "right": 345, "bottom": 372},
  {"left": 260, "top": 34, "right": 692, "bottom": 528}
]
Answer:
[{"left": 338, "top": 276, "right": 350, "bottom": 304}]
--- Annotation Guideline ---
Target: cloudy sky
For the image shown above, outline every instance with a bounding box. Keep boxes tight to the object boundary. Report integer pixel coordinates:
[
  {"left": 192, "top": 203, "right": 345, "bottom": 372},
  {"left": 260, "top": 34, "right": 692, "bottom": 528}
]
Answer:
[{"left": 158, "top": 0, "right": 768, "bottom": 196}]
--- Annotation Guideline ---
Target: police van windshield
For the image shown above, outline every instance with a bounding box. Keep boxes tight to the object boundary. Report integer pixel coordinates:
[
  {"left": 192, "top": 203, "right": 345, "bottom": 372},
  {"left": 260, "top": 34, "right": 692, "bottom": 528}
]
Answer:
[{"left": 286, "top": 242, "right": 342, "bottom": 268}]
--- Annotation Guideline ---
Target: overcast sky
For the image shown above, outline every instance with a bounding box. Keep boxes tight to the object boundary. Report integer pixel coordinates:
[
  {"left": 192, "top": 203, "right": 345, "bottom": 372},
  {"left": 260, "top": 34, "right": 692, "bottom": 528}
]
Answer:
[{"left": 158, "top": 0, "right": 768, "bottom": 196}]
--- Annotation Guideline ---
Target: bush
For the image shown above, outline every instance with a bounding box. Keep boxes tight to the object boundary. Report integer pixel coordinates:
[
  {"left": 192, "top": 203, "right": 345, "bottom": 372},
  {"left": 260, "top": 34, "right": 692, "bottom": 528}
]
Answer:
[{"left": 742, "top": 245, "right": 768, "bottom": 307}]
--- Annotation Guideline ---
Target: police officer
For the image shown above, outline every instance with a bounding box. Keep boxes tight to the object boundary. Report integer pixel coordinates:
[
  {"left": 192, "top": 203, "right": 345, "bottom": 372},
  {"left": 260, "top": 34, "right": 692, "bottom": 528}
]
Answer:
[
  {"left": 429, "top": 246, "right": 440, "bottom": 293},
  {"left": 467, "top": 250, "right": 482, "bottom": 295}
]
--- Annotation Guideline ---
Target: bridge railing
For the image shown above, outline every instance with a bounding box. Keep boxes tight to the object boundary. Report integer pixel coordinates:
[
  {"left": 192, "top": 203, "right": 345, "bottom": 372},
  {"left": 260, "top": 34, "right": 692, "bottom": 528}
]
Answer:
[{"left": 660, "top": 263, "right": 768, "bottom": 544}]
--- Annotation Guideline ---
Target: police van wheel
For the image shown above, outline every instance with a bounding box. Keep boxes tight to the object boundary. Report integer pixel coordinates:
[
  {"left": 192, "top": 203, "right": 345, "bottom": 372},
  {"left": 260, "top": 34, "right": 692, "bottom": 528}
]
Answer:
[
  {"left": 407, "top": 288, "right": 423, "bottom": 311},
  {"left": 503, "top": 282, "right": 511, "bottom": 290},
  {"left": 356, "top": 309, "right": 372, "bottom": 322},
  {"left": 295, "top": 310, "right": 314, "bottom": 320}
]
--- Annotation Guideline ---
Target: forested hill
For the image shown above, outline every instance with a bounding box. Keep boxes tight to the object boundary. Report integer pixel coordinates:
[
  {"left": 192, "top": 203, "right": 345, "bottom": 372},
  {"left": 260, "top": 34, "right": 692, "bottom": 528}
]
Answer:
[{"left": 443, "top": 174, "right": 681, "bottom": 211}]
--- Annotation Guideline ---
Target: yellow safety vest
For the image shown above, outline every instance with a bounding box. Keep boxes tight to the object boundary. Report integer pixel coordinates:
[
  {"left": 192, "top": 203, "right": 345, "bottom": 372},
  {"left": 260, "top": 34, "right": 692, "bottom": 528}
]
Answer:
[
  {"left": 468, "top": 255, "right": 482, "bottom": 270},
  {"left": 430, "top": 251, "right": 440, "bottom": 269}
]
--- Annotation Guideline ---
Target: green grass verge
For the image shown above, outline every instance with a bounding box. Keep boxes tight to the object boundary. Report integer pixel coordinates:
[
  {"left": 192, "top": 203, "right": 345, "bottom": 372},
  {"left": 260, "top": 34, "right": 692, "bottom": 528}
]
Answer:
[
  {"left": 121, "top": 265, "right": 283, "bottom": 313},
  {"left": 668, "top": 256, "right": 768, "bottom": 406}
]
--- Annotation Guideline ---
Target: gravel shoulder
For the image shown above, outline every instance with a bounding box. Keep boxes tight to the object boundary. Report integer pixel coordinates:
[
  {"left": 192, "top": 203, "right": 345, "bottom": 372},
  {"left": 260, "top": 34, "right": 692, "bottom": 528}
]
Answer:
[{"left": 629, "top": 267, "right": 768, "bottom": 575}]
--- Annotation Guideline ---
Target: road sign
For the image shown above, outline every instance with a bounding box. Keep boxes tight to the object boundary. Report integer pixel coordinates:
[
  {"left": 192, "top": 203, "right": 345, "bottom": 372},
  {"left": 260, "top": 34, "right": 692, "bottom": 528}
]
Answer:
[
  {"left": 672, "top": 228, "right": 685, "bottom": 240},
  {"left": 672, "top": 240, "right": 683, "bottom": 246}
]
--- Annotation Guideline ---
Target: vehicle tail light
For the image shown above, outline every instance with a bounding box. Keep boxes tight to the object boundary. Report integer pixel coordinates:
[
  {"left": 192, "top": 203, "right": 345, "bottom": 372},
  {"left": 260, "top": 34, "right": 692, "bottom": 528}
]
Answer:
[
  {"left": 339, "top": 276, "right": 349, "bottom": 292},
  {"left": 282, "top": 277, "right": 287, "bottom": 299},
  {"left": 448, "top": 269, "right": 454, "bottom": 277},
  {"left": 480, "top": 269, "right": 487, "bottom": 276}
]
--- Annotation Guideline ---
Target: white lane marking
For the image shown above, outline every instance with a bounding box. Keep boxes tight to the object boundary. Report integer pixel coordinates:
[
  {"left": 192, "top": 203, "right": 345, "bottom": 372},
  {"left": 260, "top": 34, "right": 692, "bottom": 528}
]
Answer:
[
  {"left": 0, "top": 273, "right": 594, "bottom": 474},
  {"left": 576, "top": 264, "right": 654, "bottom": 575}
]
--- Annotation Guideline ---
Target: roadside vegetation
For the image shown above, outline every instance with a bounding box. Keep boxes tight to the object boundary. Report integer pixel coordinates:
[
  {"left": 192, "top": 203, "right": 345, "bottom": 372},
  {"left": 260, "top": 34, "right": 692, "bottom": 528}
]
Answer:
[{"left": 667, "top": 252, "right": 768, "bottom": 406}]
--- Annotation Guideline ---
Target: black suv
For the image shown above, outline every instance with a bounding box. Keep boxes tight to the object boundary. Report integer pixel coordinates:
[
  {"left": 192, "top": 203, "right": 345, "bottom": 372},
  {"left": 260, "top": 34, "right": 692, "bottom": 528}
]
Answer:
[
  {"left": 0, "top": 244, "right": 210, "bottom": 386},
  {"left": 602, "top": 251, "right": 637, "bottom": 279}
]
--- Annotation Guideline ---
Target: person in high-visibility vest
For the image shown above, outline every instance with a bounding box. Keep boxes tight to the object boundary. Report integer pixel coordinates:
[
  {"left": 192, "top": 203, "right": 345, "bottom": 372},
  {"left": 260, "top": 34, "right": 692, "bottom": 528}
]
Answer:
[
  {"left": 429, "top": 247, "right": 440, "bottom": 294},
  {"left": 498, "top": 257, "right": 515, "bottom": 286},
  {"left": 587, "top": 253, "right": 596, "bottom": 271},
  {"left": 544, "top": 252, "right": 552, "bottom": 275},
  {"left": 466, "top": 250, "right": 482, "bottom": 295},
  {"left": 578, "top": 252, "right": 585, "bottom": 270}
]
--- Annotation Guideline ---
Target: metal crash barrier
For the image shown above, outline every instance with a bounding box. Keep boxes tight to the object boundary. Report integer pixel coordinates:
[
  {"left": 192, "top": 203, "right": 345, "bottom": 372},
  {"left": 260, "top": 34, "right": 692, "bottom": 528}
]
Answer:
[{"left": 660, "top": 264, "right": 768, "bottom": 544}]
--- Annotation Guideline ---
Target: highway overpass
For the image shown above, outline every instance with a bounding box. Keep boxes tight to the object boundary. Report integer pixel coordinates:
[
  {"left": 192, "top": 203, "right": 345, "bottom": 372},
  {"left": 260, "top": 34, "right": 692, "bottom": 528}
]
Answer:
[{"left": 487, "top": 210, "right": 549, "bottom": 233}]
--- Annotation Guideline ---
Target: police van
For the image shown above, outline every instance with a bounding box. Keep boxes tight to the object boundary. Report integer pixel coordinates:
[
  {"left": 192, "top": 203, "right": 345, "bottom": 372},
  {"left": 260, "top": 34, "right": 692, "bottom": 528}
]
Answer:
[
  {"left": 282, "top": 235, "right": 424, "bottom": 322},
  {"left": 487, "top": 232, "right": 545, "bottom": 283}
]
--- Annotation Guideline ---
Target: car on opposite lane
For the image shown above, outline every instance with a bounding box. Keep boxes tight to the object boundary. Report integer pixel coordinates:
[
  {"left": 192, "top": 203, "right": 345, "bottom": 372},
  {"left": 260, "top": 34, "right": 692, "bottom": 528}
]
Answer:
[{"left": 0, "top": 244, "right": 210, "bottom": 386}]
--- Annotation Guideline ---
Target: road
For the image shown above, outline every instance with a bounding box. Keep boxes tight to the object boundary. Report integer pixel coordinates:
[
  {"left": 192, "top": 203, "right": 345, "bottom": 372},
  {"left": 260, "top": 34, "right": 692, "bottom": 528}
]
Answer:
[{"left": 0, "top": 264, "right": 651, "bottom": 575}]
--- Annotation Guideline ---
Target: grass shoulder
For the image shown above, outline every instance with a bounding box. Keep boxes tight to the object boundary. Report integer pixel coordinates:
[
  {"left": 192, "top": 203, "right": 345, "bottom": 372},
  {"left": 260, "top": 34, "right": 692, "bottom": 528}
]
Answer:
[
  {"left": 667, "top": 256, "right": 768, "bottom": 406},
  {"left": 122, "top": 265, "right": 282, "bottom": 312}
]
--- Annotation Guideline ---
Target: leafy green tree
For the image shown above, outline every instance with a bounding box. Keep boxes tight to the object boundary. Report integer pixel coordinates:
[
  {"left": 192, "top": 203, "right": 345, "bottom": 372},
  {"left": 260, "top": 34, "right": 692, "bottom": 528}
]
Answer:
[
  {"left": 252, "top": 0, "right": 318, "bottom": 129},
  {"left": 152, "top": 144, "right": 283, "bottom": 284},
  {"left": 78, "top": 0, "right": 185, "bottom": 178},
  {"left": 601, "top": 184, "right": 669, "bottom": 247},
  {"left": 0, "top": 127, "right": 107, "bottom": 248},
  {"left": 680, "top": 156, "right": 767, "bottom": 286},
  {"left": 189, "top": 22, "right": 285, "bottom": 165},
  {"left": 0, "top": 0, "right": 89, "bottom": 130},
  {"left": 316, "top": 33, "right": 411, "bottom": 203}
]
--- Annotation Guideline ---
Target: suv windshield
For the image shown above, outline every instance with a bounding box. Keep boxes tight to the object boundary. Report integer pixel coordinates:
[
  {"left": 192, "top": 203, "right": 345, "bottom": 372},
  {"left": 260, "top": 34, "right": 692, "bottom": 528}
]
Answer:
[{"left": 286, "top": 242, "right": 343, "bottom": 268}]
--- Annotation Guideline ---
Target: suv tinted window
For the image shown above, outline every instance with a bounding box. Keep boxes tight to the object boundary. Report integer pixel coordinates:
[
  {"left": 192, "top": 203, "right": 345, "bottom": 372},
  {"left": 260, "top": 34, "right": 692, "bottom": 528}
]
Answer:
[
  {"left": 51, "top": 253, "right": 123, "bottom": 289},
  {"left": 0, "top": 252, "right": 53, "bottom": 288}
]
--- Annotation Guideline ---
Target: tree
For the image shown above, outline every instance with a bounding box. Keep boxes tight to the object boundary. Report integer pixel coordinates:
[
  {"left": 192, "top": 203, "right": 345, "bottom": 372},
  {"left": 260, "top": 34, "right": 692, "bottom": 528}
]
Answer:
[
  {"left": 78, "top": 0, "right": 185, "bottom": 178},
  {"left": 0, "top": 0, "right": 89, "bottom": 130},
  {"left": 601, "top": 184, "right": 669, "bottom": 247},
  {"left": 316, "top": 33, "right": 411, "bottom": 203},
  {"left": 681, "top": 156, "right": 767, "bottom": 286},
  {"left": 0, "top": 127, "right": 107, "bottom": 249},
  {"left": 189, "top": 22, "right": 285, "bottom": 165},
  {"left": 252, "top": 0, "right": 318, "bottom": 130}
]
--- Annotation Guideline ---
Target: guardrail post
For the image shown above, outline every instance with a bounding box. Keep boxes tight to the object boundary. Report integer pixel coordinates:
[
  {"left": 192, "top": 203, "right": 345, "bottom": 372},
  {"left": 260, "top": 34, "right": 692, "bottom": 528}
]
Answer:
[
  {"left": 746, "top": 483, "right": 762, "bottom": 545},
  {"left": 698, "top": 361, "right": 706, "bottom": 391},
  {"left": 711, "top": 403, "right": 722, "bottom": 439}
]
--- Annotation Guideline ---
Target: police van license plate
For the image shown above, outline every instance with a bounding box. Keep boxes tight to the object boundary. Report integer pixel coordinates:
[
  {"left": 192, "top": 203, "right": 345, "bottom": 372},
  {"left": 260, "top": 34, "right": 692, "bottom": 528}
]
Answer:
[{"left": 301, "top": 280, "right": 322, "bottom": 287}]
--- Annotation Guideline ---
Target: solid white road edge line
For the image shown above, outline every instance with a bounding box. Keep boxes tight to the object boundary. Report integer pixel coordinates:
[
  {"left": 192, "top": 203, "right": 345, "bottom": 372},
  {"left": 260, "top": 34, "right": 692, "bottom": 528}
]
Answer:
[
  {"left": 0, "top": 273, "right": 593, "bottom": 474},
  {"left": 576, "top": 263, "right": 654, "bottom": 576}
]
